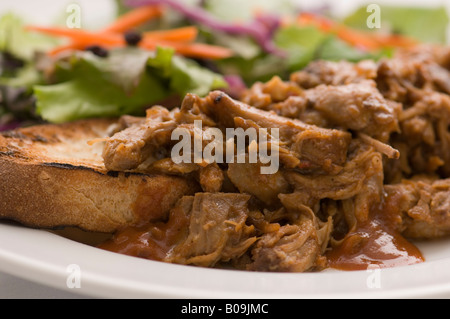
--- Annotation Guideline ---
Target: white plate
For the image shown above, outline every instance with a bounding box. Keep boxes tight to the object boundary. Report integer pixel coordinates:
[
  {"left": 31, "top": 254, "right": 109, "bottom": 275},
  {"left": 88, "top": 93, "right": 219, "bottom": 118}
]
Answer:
[{"left": 1, "top": 220, "right": 450, "bottom": 299}]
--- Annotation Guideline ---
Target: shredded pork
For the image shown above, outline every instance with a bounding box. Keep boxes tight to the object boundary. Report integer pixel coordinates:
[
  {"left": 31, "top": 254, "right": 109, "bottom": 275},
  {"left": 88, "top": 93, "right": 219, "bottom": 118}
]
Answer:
[{"left": 99, "top": 44, "right": 450, "bottom": 272}]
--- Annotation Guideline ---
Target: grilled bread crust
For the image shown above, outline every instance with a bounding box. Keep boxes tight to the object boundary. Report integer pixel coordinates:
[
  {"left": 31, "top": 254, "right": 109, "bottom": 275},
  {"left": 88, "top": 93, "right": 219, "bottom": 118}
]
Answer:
[{"left": 0, "top": 119, "right": 195, "bottom": 233}]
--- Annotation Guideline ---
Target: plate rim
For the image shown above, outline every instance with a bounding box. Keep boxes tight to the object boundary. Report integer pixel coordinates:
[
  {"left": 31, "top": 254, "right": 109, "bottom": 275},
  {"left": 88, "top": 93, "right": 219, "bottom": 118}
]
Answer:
[{"left": 1, "top": 222, "right": 450, "bottom": 299}]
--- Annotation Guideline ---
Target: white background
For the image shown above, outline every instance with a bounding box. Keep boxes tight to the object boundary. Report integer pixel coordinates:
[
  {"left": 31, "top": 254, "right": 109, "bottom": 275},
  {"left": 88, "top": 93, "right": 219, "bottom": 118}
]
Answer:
[{"left": 0, "top": 0, "right": 449, "bottom": 26}]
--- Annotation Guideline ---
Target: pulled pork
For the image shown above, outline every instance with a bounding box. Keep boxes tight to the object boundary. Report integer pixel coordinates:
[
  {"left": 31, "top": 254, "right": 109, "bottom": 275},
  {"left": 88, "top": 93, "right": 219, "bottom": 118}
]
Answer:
[{"left": 98, "top": 45, "right": 450, "bottom": 273}]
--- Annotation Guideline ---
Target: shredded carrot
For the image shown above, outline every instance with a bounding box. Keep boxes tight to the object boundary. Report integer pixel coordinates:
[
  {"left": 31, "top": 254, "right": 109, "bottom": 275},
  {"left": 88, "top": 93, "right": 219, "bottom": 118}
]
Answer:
[
  {"left": 34, "top": 25, "right": 231, "bottom": 59},
  {"left": 334, "top": 26, "right": 382, "bottom": 51},
  {"left": 28, "top": 4, "right": 233, "bottom": 60},
  {"left": 87, "top": 138, "right": 110, "bottom": 146},
  {"left": 295, "top": 12, "right": 417, "bottom": 51},
  {"left": 297, "top": 12, "right": 334, "bottom": 32},
  {"left": 334, "top": 25, "right": 417, "bottom": 50},
  {"left": 32, "top": 26, "right": 199, "bottom": 47},
  {"left": 143, "top": 26, "right": 198, "bottom": 43},
  {"left": 172, "top": 43, "right": 234, "bottom": 60},
  {"left": 141, "top": 41, "right": 234, "bottom": 59},
  {"left": 26, "top": 26, "right": 124, "bottom": 45},
  {"left": 102, "top": 5, "right": 163, "bottom": 33},
  {"left": 370, "top": 33, "right": 418, "bottom": 48},
  {"left": 29, "top": 25, "right": 232, "bottom": 60},
  {"left": 29, "top": 26, "right": 125, "bottom": 56},
  {"left": 46, "top": 5, "right": 163, "bottom": 56}
]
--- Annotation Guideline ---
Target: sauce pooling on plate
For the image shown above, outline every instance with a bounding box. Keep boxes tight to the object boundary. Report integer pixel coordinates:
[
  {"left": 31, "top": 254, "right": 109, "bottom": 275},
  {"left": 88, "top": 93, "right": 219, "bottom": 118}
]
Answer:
[
  {"left": 327, "top": 193, "right": 425, "bottom": 271},
  {"left": 98, "top": 203, "right": 190, "bottom": 261}
]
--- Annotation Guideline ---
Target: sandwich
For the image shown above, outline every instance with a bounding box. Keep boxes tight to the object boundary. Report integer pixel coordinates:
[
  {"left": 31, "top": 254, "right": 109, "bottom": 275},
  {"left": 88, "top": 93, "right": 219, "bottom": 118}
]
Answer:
[{"left": 1, "top": 1, "right": 450, "bottom": 273}]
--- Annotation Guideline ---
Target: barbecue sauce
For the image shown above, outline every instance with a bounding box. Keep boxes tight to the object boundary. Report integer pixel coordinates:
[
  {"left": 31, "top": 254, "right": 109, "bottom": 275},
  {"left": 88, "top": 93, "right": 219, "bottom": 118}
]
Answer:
[
  {"left": 327, "top": 193, "right": 425, "bottom": 271},
  {"left": 99, "top": 189, "right": 425, "bottom": 271},
  {"left": 97, "top": 203, "right": 190, "bottom": 261}
]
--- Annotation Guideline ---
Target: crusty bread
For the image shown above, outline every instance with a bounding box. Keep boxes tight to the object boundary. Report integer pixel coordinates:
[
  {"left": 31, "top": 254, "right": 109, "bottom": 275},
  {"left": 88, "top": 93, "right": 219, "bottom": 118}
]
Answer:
[{"left": 0, "top": 118, "right": 195, "bottom": 233}]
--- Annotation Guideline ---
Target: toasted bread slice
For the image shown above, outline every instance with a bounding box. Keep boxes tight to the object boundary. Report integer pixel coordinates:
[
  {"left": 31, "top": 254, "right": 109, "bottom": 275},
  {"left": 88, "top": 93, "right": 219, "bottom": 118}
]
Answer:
[{"left": 0, "top": 118, "right": 195, "bottom": 233}]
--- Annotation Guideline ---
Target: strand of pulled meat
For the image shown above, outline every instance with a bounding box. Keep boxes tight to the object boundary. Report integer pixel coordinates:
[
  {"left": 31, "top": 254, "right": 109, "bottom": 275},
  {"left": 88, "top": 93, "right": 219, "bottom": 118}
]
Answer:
[{"left": 358, "top": 133, "right": 400, "bottom": 159}]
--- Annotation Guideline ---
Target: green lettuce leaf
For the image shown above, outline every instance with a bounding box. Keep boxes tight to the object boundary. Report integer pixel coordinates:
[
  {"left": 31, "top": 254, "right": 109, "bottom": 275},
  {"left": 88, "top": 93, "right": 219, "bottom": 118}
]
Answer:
[
  {"left": 273, "top": 25, "right": 379, "bottom": 73},
  {"left": 344, "top": 5, "right": 449, "bottom": 44},
  {"left": 0, "top": 62, "right": 44, "bottom": 90},
  {"left": 0, "top": 13, "right": 58, "bottom": 61},
  {"left": 34, "top": 46, "right": 226, "bottom": 123},
  {"left": 274, "top": 25, "right": 327, "bottom": 71},
  {"left": 148, "top": 47, "right": 227, "bottom": 96},
  {"left": 35, "top": 70, "right": 168, "bottom": 123},
  {"left": 315, "top": 36, "right": 381, "bottom": 62}
]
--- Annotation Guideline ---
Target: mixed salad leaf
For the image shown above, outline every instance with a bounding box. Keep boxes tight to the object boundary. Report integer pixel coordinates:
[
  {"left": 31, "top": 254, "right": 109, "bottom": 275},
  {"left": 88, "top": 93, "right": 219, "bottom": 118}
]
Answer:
[
  {"left": 0, "top": 0, "right": 449, "bottom": 129},
  {"left": 35, "top": 46, "right": 225, "bottom": 123},
  {"left": 344, "top": 6, "right": 449, "bottom": 44}
]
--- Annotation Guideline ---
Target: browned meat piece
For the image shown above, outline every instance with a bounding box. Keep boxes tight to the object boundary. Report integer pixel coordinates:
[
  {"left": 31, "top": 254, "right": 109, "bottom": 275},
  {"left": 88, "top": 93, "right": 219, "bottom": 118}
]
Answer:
[
  {"left": 370, "top": 47, "right": 450, "bottom": 180},
  {"left": 247, "top": 200, "right": 328, "bottom": 272},
  {"left": 247, "top": 222, "right": 320, "bottom": 272},
  {"left": 240, "top": 75, "right": 321, "bottom": 125},
  {"left": 306, "top": 80, "right": 400, "bottom": 142},
  {"left": 205, "top": 91, "right": 352, "bottom": 173},
  {"left": 166, "top": 193, "right": 257, "bottom": 267},
  {"left": 384, "top": 177, "right": 450, "bottom": 239},
  {"left": 375, "top": 46, "right": 450, "bottom": 103},
  {"left": 227, "top": 160, "right": 290, "bottom": 206},
  {"left": 375, "top": 48, "right": 433, "bottom": 103},
  {"left": 144, "top": 159, "right": 225, "bottom": 193},
  {"left": 198, "top": 163, "right": 224, "bottom": 193},
  {"left": 290, "top": 60, "right": 377, "bottom": 89},
  {"left": 358, "top": 132, "right": 400, "bottom": 159},
  {"left": 278, "top": 192, "right": 333, "bottom": 254},
  {"left": 427, "top": 63, "right": 450, "bottom": 95},
  {"left": 106, "top": 114, "right": 146, "bottom": 137},
  {"left": 432, "top": 45, "right": 450, "bottom": 69},
  {"left": 240, "top": 76, "right": 303, "bottom": 109},
  {"left": 284, "top": 142, "right": 383, "bottom": 201},
  {"left": 116, "top": 115, "right": 146, "bottom": 130},
  {"left": 103, "top": 94, "right": 220, "bottom": 173},
  {"left": 386, "top": 90, "right": 450, "bottom": 180},
  {"left": 284, "top": 141, "right": 384, "bottom": 223},
  {"left": 103, "top": 106, "right": 177, "bottom": 171},
  {"left": 147, "top": 158, "right": 200, "bottom": 175},
  {"left": 174, "top": 93, "right": 216, "bottom": 127},
  {"left": 266, "top": 96, "right": 309, "bottom": 119}
]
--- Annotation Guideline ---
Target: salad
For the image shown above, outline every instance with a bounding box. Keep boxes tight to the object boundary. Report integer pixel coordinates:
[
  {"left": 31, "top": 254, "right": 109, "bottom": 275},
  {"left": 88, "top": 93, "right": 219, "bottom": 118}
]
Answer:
[{"left": 0, "top": 0, "right": 448, "bottom": 130}]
